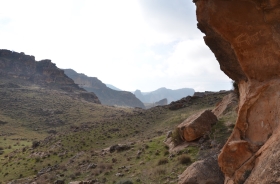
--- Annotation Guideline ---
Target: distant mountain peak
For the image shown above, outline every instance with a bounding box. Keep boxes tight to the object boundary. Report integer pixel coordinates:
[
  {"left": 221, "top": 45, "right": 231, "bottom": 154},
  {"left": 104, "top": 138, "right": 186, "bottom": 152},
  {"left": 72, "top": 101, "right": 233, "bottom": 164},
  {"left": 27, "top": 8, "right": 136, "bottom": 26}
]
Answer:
[
  {"left": 134, "top": 87, "right": 195, "bottom": 104},
  {"left": 64, "top": 69, "right": 145, "bottom": 108}
]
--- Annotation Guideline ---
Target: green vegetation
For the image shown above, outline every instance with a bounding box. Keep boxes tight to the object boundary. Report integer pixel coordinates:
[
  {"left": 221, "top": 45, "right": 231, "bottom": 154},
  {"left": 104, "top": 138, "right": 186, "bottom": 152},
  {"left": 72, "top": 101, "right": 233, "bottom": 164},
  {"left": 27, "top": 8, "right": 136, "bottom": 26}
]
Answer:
[{"left": 0, "top": 80, "right": 236, "bottom": 183}]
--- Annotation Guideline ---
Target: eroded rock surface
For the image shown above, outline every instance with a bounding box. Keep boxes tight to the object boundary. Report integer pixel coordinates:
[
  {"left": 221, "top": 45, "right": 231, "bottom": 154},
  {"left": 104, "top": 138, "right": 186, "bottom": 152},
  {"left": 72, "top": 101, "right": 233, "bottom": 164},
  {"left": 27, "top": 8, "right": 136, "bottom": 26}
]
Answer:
[
  {"left": 178, "top": 110, "right": 217, "bottom": 142},
  {"left": 194, "top": 0, "right": 280, "bottom": 183}
]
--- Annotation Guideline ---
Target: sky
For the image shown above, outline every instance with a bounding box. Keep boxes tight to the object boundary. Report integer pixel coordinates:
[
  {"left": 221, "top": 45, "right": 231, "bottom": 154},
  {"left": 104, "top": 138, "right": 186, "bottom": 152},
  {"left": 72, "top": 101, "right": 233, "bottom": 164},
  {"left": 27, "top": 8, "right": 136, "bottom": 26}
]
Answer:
[{"left": 0, "top": 0, "right": 232, "bottom": 92}]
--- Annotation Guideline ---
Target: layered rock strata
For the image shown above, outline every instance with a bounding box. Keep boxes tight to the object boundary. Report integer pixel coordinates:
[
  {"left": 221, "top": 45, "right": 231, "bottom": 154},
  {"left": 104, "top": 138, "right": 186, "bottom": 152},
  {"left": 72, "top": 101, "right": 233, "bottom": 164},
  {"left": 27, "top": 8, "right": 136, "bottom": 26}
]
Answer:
[{"left": 194, "top": 0, "right": 280, "bottom": 183}]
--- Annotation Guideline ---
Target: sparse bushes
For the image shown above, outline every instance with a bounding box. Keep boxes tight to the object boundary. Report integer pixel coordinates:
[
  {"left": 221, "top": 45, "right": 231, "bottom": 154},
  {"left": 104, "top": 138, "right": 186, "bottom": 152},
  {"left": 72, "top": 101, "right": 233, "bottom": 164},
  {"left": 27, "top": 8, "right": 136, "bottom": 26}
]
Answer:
[
  {"left": 35, "top": 157, "right": 41, "bottom": 163},
  {"left": 157, "top": 158, "right": 169, "bottom": 165},
  {"left": 32, "top": 141, "right": 40, "bottom": 149},
  {"left": 154, "top": 168, "right": 166, "bottom": 175},
  {"left": 116, "top": 179, "right": 133, "bottom": 184},
  {"left": 178, "top": 154, "right": 191, "bottom": 165}
]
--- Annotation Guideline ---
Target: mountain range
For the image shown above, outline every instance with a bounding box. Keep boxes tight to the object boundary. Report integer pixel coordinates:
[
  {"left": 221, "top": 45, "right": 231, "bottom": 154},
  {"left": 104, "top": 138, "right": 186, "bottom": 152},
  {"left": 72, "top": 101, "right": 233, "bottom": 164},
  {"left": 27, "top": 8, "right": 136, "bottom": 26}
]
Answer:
[
  {"left": 0, "top": 49, "right": 237, "bottom": 184},
  {"left": 134, "top": 87, "right": 195, "bottom": 104},
  {"left": 63, "top": 69, "right": 145, "bottom": 108}
]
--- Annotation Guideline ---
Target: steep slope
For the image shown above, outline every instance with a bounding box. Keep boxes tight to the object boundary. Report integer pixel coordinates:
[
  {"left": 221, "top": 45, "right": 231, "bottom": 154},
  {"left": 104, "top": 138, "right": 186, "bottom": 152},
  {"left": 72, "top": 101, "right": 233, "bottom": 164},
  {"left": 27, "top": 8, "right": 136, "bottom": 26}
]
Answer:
[
  {"left": 64, "top": 69, "right": 145, "bottom": 108},
  {"left": 134, "top": 87, "right": 195, "bottom": 104},
  {"left": 195, "top": 1, "right": 280, "bottom": 183},
  {"left": 0, "top": 49, "right": 100, "bottom": 104}
]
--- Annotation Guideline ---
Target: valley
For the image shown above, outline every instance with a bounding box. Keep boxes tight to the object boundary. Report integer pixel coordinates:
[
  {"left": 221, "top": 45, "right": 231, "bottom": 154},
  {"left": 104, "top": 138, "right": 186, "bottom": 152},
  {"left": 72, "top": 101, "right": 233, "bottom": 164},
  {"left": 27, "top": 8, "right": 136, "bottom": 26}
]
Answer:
[{"left": 0, "top": 62, "right": 237, "bottom": 183}]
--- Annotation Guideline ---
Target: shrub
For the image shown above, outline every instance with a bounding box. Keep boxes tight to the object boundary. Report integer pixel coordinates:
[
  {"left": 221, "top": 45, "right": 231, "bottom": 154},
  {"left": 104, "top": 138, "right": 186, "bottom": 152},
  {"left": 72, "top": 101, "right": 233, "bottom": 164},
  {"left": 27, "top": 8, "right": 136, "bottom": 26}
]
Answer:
[
  {"left": 32, "top": 141, "right": 40, "bottom": 149},
  {"left": 116, "top": 179, "right": 133, "bottom": 184},
  {"left": 157, "top": 158, "right": 169, "bottom": 165},
  {"left": 178, "top": 154, "right": 191, "bottom": 165},
  {"left": 171, "top": 128, "right": 184, "bottom": 146},
  {"left": 154, "top": 168, "right": 166, "bottom": 175},
  {"left": 35, "top": 157, "right": 41, "bottom": 163}
]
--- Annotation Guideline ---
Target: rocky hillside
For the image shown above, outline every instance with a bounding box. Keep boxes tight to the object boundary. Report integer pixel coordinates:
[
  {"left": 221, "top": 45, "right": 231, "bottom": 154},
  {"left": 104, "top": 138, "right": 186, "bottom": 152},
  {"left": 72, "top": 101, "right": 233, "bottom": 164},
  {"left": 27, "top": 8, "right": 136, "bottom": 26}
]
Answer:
[
  {"left": 0, "top": 83, "right": 235, "bottom": 183},
  {"left": 64, "top": 69, "right": 145, "bottom": 108},
  {"left": 0, "top": 49, "right": 100, "bottom": 103},
  {"left": 195, "top": 1, "right": 280, "bottom": 183},
  {"left": 134, "top": 87, "right": 195, "bottom": 104}
]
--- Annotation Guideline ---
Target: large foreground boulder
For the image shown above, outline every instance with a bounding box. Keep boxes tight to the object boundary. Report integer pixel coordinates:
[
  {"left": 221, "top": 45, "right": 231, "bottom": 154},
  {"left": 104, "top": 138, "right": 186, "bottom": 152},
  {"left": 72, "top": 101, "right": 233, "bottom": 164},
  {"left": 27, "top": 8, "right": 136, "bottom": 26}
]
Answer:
[
  {"left": 194, "top": 0, "right": 280, "bottom": 183},
  {"left": 178, "top": 110, "right": 217, "bottom": 142},
  {"left": 178, "top": 155, "right": 224, "bottom": 184}
]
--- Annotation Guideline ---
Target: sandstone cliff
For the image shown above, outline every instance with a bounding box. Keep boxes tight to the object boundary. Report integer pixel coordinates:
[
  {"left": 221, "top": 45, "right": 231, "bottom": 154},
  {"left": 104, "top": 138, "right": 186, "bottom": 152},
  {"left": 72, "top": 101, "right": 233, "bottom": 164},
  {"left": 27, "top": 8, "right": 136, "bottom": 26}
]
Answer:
[
  {"left": 194, "top": 1, "right": 280, "bottom": 183},
  {"left": 0, "top": 49, "right": 100, "bottom": 104},
  {"left": 63, "top": 69, "right": 145, "bottom": 108}
]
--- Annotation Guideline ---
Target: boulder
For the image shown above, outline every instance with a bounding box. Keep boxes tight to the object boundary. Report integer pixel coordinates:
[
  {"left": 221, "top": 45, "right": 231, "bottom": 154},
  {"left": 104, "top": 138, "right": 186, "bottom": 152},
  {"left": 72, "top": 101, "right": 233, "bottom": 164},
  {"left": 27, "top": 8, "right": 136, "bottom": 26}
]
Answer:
[
  {"left": 178, "top": 110, "right": 217, "bottom": 142},
  {"left": 178, "top": 155, "right": 224, "bottom": 184},
  {"left": 194, "top": 0, "right": 280, "bottom": 183},
  {"left": 212, "top": 93, "right": 238, "bottom": 118}
]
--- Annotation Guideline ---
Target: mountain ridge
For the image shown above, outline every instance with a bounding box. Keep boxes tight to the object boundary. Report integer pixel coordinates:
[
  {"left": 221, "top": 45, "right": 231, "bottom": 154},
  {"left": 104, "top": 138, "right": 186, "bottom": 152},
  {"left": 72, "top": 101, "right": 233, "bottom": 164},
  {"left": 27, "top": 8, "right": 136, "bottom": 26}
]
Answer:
[
  {"left": 134, "top": 87, "right": 195, "bottom": 104},
  {"left": 0, "top": 49, "right": 100, "bottom": 104},
  {"left": 63, "top": 69, "right": 145, "bottom": 108}
]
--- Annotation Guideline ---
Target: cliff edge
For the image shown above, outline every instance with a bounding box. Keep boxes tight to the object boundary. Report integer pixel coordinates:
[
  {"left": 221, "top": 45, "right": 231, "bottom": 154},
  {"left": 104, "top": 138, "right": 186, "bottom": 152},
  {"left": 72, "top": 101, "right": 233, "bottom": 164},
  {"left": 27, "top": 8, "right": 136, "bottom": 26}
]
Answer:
[{"left": 0, "top": 49, "right": 100, "bottom": 104}]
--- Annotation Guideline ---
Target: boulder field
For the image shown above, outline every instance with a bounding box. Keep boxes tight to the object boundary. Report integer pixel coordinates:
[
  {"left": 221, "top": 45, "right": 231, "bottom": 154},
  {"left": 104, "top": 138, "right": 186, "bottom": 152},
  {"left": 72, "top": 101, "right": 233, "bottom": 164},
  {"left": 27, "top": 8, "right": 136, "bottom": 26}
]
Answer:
[{"left": 194, "top": 0, "right": 280, "bottom": 183}]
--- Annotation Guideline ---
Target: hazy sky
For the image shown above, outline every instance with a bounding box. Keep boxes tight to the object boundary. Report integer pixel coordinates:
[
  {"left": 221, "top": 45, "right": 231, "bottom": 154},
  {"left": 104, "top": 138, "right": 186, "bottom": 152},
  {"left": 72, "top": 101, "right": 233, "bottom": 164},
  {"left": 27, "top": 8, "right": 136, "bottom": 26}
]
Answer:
[{"left": 0, "top": 0, "right": 231, "bottom": 92}]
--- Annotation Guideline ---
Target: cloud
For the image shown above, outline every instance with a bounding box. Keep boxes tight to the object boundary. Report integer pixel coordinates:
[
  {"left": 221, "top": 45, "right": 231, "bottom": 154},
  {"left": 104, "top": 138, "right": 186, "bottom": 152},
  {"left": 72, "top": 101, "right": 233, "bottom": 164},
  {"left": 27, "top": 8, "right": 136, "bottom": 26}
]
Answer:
[
  {"left": 137, "top": 0, "right": 200, "bottom": 40},
  {"left": 0, "top": 0, "right": 231, "bottom": 92}
]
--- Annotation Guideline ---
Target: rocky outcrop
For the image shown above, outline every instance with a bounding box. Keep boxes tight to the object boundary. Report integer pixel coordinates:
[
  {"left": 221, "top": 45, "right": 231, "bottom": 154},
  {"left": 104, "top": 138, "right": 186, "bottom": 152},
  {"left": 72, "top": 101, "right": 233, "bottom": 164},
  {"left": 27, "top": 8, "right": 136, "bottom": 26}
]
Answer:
[
  {"left": 178, "top": 155, "right": 224, "bottom": 184},
  {"left": 0, "top": 49, "right": 100, "bottom": 104},
  {"left": 194, "top": 1, "right": 280, "bottom": 183},
  {"left": 0, "top": 50, "right": 73, "bottom": 87},
  {"left": 178, "top": 110, "right": 217, "bottom": 142},
  {"left": 212, "top": 93, "right": 238, "bottom": 118},
  {"left": 63, "top": 69, "right": 145, "bottom": 108}
]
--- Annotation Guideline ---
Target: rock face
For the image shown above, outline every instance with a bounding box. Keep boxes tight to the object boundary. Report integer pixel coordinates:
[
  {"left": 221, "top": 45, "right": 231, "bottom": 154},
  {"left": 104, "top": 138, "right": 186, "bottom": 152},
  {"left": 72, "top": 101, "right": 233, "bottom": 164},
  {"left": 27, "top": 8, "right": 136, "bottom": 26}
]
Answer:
[
  {"left": 194, "top": 1, "right": 280, "bottom": 183},
  {"left": 0, "top": 50, "right": 72, "bottom": 87},
  {"left": 178, "top": 110, "right": 217, "bottom": 142},
  {"left": 178, "top": 155, "right": 224, "bottom": 184},
  {"left": 64, "top": 69, "right": 145, "bottom": 108},
  {"left": 0, "top": 49, "right": 100, "bottom": 104}
]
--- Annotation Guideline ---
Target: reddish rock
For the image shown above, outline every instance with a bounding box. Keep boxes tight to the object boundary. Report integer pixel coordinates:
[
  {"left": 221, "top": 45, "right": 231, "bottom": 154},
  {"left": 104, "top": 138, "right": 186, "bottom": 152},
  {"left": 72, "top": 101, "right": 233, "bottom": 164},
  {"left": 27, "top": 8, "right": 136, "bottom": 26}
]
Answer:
[
  {"left": 178, "top": 110, "right": 217, "bottom": 142},
  {"left": 194, "top": 0, "right": 280, "bottom": 183}
]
